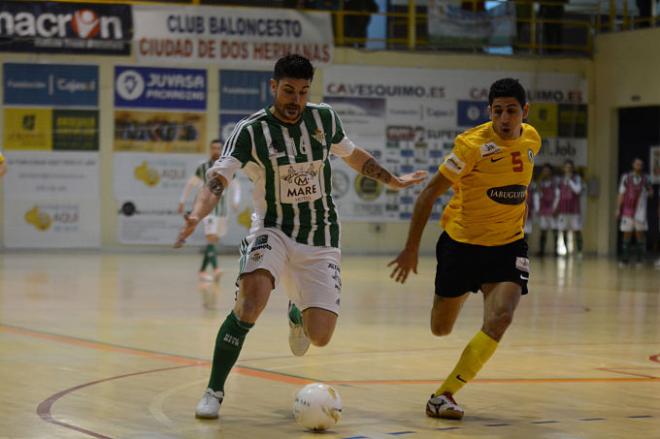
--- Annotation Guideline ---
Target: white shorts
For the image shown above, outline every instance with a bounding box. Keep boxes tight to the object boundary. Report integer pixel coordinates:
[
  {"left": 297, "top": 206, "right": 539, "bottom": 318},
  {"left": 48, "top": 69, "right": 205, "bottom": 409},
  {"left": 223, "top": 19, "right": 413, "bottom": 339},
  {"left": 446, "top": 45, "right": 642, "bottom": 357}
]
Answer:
[
  {"left": 620, "top": 216, "right": 648, "bottom": 232},
  {"left": 538, "top": 215, "right": 556, "bottom": 230},
  {"left": 239, "top": 227, "right": 341, "bottom": 314},
  {"left": 556, "top": 214, "right": 582, "bottom": 231},
  {"left": 203, "top": 215, "right": 228, "bottom": 237}
]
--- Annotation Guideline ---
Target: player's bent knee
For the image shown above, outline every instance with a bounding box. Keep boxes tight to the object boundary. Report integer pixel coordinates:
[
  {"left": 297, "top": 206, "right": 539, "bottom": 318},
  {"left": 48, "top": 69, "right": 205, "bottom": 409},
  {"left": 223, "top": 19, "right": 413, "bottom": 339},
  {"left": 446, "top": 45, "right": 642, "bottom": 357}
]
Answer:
[
  {"left": 484, "top": 311, "right": 514, "bottom": 339},
  {"left": 431, "top": 323, "right": 453, "bottom": 337},
  {"left": 308, "top": 331, "right": 332, "bottom": 347}
]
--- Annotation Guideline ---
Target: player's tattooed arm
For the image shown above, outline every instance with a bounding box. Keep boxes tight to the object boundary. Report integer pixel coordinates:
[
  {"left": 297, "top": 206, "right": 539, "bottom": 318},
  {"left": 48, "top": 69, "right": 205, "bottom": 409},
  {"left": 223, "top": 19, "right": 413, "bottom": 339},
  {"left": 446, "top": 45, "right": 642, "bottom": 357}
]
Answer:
[
  {"left": 343, "top": 146, "right": 427, "bottom": 190},
  {"left": 175, "top": 176, "right": 226, "bottom": 247},
  {"left": 361, "top": 158, "right": 393, "bottom": 185}
]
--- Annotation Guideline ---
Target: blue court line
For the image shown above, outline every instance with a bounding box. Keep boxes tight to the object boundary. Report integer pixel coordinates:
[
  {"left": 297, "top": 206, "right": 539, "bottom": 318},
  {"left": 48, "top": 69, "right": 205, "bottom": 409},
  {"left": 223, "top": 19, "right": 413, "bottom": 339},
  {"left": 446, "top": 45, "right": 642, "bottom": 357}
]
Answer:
[
  {"left": 485, "top": 423, "right": 510, "bottom": 427},
  {"left": 388, "top": 432, "right": 416, "bottom": 436},
  {"left": 343, "top": 436, "right": 370, "bottom": 439},
  {"left": 628, "top": 415, "right": 653, "bottom": 419},
  {"left": 531, "top": 420, "right": 560, "bottom": 424},
  {"left": 580, "top": 417, "right": 605, "bottom": 421},
  {"left": 436, "top": 426, "right": 460, "bottom": 431}
]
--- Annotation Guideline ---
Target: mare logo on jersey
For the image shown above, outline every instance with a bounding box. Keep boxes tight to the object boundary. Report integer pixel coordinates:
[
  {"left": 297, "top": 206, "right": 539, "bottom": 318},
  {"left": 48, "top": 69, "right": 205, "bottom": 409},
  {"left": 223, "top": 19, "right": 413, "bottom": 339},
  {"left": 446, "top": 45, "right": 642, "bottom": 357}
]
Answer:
[
  {"left": 279, "top": 161, "right": 323, "bottom": 204},
  {"left": 443, "top": 153, "right": 465, "bottom": 174},
  {"left": 487, "top": 184, "right": 527, "bottom": 205},
  {"left": 480, "top": 142, "right": 501, "bottom": 158}
]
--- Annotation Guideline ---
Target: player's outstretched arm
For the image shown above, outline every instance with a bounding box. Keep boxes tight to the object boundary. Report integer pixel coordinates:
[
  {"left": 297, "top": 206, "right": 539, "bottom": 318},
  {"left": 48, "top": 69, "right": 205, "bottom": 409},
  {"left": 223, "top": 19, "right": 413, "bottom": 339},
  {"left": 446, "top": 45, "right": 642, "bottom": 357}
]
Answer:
[
  {"left": 388, "top": 171, "right": 452, "bottom": 284},
  {"left": 342, "top": 146, "right": 427, "bottom": 190},
  {"left": 174, "top": 175, "right": 227, "bottom": 248},
  {"left": 178, "top": 175, "right": 203, "bottom": 214}
]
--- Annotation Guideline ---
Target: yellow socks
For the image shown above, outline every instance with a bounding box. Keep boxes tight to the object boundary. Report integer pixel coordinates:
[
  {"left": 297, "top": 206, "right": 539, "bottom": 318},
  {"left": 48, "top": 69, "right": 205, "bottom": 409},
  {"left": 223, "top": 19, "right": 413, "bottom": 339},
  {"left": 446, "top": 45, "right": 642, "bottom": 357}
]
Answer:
[{"left": 435, "top": 330, "right": 498, "bottom": 396}]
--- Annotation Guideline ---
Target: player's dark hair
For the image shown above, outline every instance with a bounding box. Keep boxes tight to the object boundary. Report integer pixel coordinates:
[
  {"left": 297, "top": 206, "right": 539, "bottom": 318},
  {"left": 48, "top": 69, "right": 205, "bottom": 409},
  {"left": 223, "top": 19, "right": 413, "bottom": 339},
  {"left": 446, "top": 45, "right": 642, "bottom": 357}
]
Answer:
[
  {"left": 210, "top": 139, "right": 221, "bottom": 145},
  {"left": 273, "top": 54, "right": 314, "bottom": 81},
  {"left": 564, "top": 159, "right": 574, "bottom": 167},
  {"left": 488, "top": 78, "right": 527, "bottom": 108}
]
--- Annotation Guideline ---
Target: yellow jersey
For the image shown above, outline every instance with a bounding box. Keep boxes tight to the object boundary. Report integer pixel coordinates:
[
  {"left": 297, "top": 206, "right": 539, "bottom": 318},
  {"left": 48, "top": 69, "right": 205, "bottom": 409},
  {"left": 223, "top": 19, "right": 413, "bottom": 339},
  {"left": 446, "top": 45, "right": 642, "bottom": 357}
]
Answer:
[
  {"left": 438, "top": 122, "right": 541, "bottom": 246},
  {"left": 0, "top": 152, "right": 4, "bottom": 164}
]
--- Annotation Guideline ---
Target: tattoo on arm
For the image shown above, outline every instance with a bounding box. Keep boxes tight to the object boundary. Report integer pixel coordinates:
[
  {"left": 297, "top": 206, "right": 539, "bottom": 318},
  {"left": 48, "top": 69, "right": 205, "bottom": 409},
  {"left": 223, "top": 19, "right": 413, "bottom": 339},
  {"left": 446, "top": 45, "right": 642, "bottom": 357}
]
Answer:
[
  {"left": 361, "top": 158, "right": 393, "bottom": 184},
  {"left": 207, "top": 178, "right": 225, "bottom": 197}
]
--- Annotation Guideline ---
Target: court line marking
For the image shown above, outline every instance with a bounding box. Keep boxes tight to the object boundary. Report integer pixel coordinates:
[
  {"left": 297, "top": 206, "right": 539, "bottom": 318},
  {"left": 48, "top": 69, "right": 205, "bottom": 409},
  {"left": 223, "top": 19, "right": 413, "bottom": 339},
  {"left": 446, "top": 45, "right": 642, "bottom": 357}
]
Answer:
[
  {"left": 36, "top": 365, "right": 196, "bottom": 439},
  {"left": 5, "top": 322, "right": 658, "bottom": 439},
  {"left": 148, "top": 378, "right": 208, "bottom": 428}
]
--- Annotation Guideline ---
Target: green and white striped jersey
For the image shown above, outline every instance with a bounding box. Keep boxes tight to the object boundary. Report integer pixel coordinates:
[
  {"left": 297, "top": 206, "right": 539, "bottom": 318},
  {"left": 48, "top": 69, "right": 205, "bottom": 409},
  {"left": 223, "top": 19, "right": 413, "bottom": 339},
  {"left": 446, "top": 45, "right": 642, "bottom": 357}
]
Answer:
[
  {"left": 209, "top": 103, "right": 354, "bottom": 248},
  {"left": 195, "top": 160, "right": 227, "bottom": 217}
]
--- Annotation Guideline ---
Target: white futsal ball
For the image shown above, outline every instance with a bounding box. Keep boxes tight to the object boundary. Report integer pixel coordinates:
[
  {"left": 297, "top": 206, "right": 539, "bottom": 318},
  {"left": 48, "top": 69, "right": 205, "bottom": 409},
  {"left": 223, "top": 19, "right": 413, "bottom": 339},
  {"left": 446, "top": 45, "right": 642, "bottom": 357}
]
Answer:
[{"left": 293, "top": 383, "right": 342, "bottom": 431}]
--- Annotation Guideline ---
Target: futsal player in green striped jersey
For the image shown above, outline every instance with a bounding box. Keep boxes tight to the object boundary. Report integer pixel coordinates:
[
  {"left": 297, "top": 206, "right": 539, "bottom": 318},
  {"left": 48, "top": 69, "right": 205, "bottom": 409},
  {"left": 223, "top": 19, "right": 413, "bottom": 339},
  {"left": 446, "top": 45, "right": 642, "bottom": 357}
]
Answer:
[
  {"left": 179, "top": 139, "right": 241, "bottom": 282},
  {"left": 175, "top": 54, "right": 427, "bottom": 419}
]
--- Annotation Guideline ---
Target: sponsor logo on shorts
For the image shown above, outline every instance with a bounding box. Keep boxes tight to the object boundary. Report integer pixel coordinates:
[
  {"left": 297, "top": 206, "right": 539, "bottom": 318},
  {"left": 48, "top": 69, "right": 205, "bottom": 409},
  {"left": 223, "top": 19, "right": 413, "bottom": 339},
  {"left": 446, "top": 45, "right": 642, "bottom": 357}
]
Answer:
[
  {"left": 486, "top": 185, "right": 527, "bottom": 205},
  {"left": 250, "top": 234, "right": 272, "bottom": 252},
  {"left": 328, "top": 263, "right": 341, "bottom": 291},
  {"left": 515, "top": 256, "right": 530, "bottom": 273}
]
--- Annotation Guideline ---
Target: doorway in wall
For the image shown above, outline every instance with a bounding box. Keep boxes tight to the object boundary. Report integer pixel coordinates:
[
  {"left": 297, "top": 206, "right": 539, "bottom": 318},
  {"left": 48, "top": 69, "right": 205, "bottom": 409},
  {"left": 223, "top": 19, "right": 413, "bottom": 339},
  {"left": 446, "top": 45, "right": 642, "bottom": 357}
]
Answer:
[{"left": 617, "top": 106, "right": 660, "bottom": 258}]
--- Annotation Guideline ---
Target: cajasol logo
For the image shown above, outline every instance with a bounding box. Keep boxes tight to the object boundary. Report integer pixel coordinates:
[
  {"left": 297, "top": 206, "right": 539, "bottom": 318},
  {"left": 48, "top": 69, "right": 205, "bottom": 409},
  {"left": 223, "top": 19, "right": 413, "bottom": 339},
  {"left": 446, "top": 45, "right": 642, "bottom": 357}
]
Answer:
[{"left": 0, "top": 7, "right": 125, "bottom": 40}]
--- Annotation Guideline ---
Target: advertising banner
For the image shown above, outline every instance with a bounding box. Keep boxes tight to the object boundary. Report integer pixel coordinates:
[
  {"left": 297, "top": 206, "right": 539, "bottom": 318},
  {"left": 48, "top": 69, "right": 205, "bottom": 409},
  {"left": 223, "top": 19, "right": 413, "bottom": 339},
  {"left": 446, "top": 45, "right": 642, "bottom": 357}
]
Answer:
[
  {"left": 4, "top": 108, "right": 53, "bottom": 151},
  {"left": 4, "top": 198, "right": 101, "bottom": 248},
  {"left": 116, "top": 198, "right": 206, "bottom": 245},
  {"left": 0, "top": 1, "right": 132, "bottom": 55},
  {"left": 114, "top": 66, "right": 207, "bottom": 110},
  {"left": 133, "top": 5, "right": 333, "bottom": 66},
  {"left": 113, "top": 110, "right": 206, "bottom": 153},
  {"left": 4, "top": 63, "right": 98, "bottom": 107},
  {"left": 2, "top": 62, "right": 101, "bottom": 248},
  {"left": 323, "top": 65, "right": 588, "bottom": 222}
]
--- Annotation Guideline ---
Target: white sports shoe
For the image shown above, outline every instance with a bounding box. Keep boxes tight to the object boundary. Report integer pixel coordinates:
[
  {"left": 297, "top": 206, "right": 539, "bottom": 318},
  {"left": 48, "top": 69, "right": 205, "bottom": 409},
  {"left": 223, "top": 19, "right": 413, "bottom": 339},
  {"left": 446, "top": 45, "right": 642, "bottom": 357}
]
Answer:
[
  {"left": 198, "top": 272, "right": 213, "bottom": 282},
  {"left": 195, "top": 388, "right": 223, "bottom": 419},
  {"left": 426, "top": 393, "right": 464, "bottom": 420},
  {"left": 288, "top": 301, "right": 310, "bottom": 357}
]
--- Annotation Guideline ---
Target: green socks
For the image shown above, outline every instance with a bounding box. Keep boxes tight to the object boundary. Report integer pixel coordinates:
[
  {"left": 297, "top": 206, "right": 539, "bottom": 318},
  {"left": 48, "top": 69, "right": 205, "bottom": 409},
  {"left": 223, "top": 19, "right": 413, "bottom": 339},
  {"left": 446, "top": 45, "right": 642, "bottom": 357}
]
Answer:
[
  {"left": 288, "top": 302, "right": 303, "bottom": 325},
  {"left": 208, "top": 311, "right": 254, "bottom": 392},
  {"left": 200, "top": 244, "right": 217, "bottom": 272}
]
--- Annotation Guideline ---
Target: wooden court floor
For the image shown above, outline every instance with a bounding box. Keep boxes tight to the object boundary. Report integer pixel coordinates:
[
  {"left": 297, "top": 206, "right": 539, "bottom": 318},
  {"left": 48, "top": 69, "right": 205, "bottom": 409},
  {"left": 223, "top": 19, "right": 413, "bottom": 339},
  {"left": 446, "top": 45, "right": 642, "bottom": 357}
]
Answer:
[{"left": 0, "top": 251, "right": 658, "bottom": 439}]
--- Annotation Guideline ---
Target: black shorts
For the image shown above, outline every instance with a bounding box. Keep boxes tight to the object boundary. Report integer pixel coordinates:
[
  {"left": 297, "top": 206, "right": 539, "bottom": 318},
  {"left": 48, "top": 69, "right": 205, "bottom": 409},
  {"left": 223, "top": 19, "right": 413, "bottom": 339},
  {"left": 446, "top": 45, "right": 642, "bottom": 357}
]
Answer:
[{"left": 435, "top": 232, "right": 529, "bottom": 297}]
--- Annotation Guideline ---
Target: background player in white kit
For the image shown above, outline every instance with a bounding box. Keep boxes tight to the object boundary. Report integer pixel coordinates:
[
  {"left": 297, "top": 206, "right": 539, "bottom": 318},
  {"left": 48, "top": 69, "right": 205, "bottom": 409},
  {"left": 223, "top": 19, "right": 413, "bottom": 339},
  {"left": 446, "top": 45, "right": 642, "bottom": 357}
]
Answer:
[
  {"left": 616, "top": 157, "right": 652, "bottom": 266},
  {"left": 174, "top": 54, "right": 427, "bottom": 419},
  {"left": 179, "top": 139, "right": 241, "bottom": 281},
  {"left": 536, "top": 164, "right": 559, "bottom": 256},
  {"left": 556, "top": 160, "right": 583, "bottom": 256}
]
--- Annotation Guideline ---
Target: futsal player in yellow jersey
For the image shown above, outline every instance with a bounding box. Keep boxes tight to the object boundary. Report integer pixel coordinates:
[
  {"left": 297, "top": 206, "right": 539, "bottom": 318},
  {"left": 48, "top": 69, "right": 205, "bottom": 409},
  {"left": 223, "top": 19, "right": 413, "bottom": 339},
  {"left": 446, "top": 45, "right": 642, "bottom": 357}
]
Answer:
[{"left": 389, "top": 78, "right": 541, "bottom": 419}]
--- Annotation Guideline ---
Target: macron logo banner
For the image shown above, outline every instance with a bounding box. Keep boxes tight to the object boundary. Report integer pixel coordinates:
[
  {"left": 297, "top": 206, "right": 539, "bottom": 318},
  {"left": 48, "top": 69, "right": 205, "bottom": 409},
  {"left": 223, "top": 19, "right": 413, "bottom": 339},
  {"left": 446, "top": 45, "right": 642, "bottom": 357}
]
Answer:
[
  {"left": 114, "top": 66, "right": 206, "bottom": 110},
  {"left": 0, "top": 1, "right": 132, "bottom": 55}
]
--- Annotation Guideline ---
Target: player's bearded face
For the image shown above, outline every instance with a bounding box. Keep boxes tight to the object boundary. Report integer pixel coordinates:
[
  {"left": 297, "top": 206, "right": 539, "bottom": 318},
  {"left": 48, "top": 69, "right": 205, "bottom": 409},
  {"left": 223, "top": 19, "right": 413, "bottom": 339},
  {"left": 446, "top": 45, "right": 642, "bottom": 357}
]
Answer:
[
  {"left": 489, "top": 97, "right": 528, "bottom": 140},
  {"left": 271, "top": 78, "right": 311, "bottom": 123}
]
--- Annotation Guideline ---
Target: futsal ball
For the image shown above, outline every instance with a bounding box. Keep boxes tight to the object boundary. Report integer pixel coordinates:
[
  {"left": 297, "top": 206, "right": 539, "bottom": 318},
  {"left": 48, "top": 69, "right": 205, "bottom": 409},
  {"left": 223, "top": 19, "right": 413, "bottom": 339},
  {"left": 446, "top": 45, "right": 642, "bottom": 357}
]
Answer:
[{"left": 293, "top": 383, "right": 342, "bottom": 431}]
